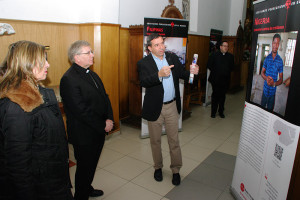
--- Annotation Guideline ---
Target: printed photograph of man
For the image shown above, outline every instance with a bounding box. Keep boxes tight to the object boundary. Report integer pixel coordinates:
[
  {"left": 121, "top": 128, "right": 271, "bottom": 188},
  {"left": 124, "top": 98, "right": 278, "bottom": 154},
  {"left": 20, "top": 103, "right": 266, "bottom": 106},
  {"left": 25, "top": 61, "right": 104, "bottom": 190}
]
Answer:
[
  {"left": 260, "top": 33, "right": 283, "bottom": 111},
  {"left": 250, "top": 31, "right": 298, "bottom": 116}
]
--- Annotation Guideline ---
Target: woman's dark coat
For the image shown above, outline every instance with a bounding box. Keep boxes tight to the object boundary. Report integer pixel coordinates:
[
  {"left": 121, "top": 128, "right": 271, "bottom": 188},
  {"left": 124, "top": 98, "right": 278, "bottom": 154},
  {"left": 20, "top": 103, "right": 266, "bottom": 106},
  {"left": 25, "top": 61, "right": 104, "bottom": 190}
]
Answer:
[{"left": 0, "top": 80, "right": 71, "bottom": 200}]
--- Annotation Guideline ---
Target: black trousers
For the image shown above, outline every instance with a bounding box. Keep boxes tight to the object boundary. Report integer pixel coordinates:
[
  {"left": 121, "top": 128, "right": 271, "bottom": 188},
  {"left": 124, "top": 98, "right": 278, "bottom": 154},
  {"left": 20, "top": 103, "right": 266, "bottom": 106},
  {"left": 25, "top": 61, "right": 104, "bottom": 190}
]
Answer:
[
  {"left": 73, "top": 134, "right": 105, "bottom": 200},
  {"left": 211, "top": 84, "right": 227, "bottom": 115}
]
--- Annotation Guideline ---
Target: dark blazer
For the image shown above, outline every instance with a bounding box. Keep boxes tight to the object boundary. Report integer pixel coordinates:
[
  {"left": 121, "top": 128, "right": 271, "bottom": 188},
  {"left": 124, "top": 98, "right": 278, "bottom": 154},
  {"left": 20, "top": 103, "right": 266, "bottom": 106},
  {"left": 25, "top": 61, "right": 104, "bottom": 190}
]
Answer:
[
  {"left": 60, "top": 63, "right": 113, "bottom": 145},
  {"left": 138, "top": 52, "right": 190, "bottom": 121}
]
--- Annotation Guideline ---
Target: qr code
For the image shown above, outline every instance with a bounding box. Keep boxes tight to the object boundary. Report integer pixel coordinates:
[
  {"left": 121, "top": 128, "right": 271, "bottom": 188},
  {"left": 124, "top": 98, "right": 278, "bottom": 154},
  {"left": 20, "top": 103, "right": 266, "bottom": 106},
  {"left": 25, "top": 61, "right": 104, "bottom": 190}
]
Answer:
[{"left": 274, "top": 143, "right": 283, "bottom": 161}]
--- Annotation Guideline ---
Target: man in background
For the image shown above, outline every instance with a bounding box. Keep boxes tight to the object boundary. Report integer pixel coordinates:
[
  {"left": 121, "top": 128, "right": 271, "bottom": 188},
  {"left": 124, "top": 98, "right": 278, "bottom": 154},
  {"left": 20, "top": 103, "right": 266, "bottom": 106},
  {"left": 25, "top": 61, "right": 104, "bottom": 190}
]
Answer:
[
  {"left": 138, "top": 33, "right": 199, "bottom": 186},
  {"left": 207, "top": 41, "right": 234, "bottom": 118},
  {"left": 261, "top": 33, "right": 283, "bottom": 111},
  {"left": 60, "top": 40, "right": 114, "bottom": 200}
]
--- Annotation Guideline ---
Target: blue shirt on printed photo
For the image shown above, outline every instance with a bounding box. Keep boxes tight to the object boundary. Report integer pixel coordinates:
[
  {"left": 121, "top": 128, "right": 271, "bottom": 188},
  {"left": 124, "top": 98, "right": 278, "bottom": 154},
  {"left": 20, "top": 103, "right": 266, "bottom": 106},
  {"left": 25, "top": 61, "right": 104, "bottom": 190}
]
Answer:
[{"left": 262, "top": 53, "right": 283, "bottom": 97}]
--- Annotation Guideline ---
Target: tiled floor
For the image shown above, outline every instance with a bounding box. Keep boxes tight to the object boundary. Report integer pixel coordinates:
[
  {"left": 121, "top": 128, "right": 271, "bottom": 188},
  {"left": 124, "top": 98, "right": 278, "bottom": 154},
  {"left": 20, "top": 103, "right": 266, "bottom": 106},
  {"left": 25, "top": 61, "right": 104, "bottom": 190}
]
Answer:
[
  {"left": 68, "top": 89, "right": 246, "bottom": 200},
  {"left": 165, "top": 151, "right": 236, "bottom": 200}
]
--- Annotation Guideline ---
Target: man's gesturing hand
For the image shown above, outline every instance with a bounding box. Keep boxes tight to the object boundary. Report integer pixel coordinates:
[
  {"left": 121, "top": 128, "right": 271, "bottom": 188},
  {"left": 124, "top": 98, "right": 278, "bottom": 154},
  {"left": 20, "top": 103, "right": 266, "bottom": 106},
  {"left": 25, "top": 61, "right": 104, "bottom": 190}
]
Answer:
[{"left": 158, "top": 65, "right": 174, "bottom": 77}]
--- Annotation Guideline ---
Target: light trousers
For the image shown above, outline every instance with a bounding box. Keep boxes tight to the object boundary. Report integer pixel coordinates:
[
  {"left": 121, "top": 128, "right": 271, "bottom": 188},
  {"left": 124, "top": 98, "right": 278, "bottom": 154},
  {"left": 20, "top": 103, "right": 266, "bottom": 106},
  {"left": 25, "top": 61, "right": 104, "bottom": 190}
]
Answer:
[{"left": 148, "top": 101, "right": 182, "bottom": 174}]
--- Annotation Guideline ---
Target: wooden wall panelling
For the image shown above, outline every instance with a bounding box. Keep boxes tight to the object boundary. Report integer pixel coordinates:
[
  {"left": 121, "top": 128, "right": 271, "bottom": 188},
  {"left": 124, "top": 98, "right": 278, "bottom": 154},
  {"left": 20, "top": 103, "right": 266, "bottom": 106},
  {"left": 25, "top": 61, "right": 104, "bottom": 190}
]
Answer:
[
  {"left": 183, "top": 34, "right": 210, "bottom": 111},
  {"left": 0, "top": 19, "right": 79, "bottom": 86},
  {"left": 100, "top": 24, "right": 120, "bottom": 132},
  {"left": 0, "top": 20, "right": 120, "bottom": 133},
  {"left": 119, "top": 28, "right": 130, "bottom": 119},
  {"left": 128, "top": 26, "right": 144, "bottom": 117},
  {"left": 241, "top": 61, "right": 250, "bottom": 86},
  {"left": 186, "top": 35, "right": 210, "bottom": 73},
  {"left": 79, "top": 24, "right": 100, "bottom": 72},
  {"left": 78, "top": 23, "right": 120, "bottom": 133}
]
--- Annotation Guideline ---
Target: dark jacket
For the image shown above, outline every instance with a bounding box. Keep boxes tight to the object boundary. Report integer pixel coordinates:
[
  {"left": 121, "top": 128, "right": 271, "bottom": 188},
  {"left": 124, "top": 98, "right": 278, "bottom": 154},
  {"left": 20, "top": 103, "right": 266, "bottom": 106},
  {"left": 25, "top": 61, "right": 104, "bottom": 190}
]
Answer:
[
  {"left": 207, "top": 51, "right": 234, "bottom": 89},
  {"left": 0, "top": 81, "right": 71, "bottom": 200},
  {"left": 60, "top": 63, "right": 113, "bottom": 145},
  {"left": 137, "top": 52, "right": 190, "bottom": 121}
]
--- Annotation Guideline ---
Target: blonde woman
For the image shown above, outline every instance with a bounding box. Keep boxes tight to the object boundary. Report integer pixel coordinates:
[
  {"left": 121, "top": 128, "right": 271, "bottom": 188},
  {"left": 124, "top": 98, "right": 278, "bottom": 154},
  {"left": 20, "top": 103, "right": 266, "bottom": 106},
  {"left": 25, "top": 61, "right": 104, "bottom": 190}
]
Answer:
[{"left": 0, "top": 41, "right": 73, "bottom": 200}]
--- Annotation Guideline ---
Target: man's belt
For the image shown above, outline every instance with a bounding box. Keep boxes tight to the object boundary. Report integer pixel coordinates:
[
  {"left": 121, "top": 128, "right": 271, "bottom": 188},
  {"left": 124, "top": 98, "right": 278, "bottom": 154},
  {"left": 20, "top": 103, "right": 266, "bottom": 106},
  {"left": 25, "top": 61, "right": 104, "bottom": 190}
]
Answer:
[{"left": 163, "top": 98, "right": 175, "bottom": 105}]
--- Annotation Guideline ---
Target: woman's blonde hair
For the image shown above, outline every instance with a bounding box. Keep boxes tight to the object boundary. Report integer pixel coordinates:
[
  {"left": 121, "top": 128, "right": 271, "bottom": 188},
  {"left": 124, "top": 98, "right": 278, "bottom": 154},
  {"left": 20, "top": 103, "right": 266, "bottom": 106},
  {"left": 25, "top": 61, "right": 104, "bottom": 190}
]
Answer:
[{"left": 0, "top": 40, "right": 46, "bottom": 92}]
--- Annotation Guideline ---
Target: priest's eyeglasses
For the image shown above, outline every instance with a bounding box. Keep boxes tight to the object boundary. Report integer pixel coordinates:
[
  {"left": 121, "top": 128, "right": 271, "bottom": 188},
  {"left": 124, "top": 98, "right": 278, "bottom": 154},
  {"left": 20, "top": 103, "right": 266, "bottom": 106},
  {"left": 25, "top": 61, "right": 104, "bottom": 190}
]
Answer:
[{"left": 78, "top": 50, "right": 94, "bottom": 55}]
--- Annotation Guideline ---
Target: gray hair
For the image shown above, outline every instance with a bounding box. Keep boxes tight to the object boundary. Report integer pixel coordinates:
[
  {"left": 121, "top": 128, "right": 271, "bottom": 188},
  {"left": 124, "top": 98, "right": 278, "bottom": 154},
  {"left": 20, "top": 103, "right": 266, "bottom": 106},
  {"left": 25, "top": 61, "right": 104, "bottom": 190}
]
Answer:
[{"left": 68, "top": 40, "right": 91, "bottom": 63}]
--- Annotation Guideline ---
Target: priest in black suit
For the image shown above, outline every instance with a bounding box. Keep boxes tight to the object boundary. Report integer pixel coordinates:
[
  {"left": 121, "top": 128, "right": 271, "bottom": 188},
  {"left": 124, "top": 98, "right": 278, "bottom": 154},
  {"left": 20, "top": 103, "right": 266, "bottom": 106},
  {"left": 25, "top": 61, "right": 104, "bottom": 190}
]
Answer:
[
  {"left": 60, "top": 40, "right": 114, "bottom": 200},
  {"left": 138, "top": 33, "right": 199, "bottom": 186},
  {"left": 207, "top": 41, "right": 234, "bottom": 118}
]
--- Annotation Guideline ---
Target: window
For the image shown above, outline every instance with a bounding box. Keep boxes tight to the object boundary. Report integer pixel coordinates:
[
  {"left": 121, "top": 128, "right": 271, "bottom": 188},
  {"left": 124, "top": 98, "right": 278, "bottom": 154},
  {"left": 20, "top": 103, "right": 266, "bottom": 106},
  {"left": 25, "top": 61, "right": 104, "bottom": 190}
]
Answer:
[
  {"left": 255, "top": 44, "right": 259, "bottom": 57},
  {"left": 285, "top": 39, "right": 296, "bottom": 67},
  {"left": 264, "top": 45, "right": 270, "bottom": 58}
]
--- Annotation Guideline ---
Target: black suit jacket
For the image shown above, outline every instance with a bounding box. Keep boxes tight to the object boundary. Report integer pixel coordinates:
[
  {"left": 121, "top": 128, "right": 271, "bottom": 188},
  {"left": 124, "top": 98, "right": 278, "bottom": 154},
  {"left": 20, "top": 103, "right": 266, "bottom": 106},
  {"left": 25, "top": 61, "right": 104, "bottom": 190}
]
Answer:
[
  {"left": 137, "top": 52, "right": 190, "bottom": 121},
  {"left": 60, "top": 63, "right": 113, "bottom": 145}
]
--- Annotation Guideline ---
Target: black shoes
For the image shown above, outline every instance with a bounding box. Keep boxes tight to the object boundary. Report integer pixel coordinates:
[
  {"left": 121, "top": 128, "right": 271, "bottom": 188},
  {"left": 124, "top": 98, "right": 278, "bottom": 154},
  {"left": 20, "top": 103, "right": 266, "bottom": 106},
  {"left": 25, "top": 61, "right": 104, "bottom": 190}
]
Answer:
[
  {"left": 172, "top": 173, "right": 181, "bottom": 186},
  {"left": 219, "top": 113, "right": 225, "bottom": 118},
  {"left": 89, "top": 189, "right": 104, "bottom": 197},
  {"left": 154, "top": 168, "right": 163, "bottom": 182},
  {"left": 154, "top": 169, "right": 181, "bottom": 185},
  {"left": 211, "top": 113, "right": 225, "bottom": 118}
]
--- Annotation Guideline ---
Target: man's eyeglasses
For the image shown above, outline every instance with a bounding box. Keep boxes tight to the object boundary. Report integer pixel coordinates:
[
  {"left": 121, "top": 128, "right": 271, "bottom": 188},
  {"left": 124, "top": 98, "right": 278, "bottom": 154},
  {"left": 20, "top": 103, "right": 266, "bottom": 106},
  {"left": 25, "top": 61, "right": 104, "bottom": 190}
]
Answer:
[{"left": 78, "top": 50, "right": 94, "bottom": 55}]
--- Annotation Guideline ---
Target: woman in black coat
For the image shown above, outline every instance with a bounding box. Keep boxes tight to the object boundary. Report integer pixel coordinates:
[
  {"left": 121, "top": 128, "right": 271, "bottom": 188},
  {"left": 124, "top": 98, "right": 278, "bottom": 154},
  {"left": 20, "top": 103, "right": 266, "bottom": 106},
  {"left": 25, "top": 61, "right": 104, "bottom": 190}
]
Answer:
[{"left": 0, "top": 41, "right": 73, "bottom": 200}]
